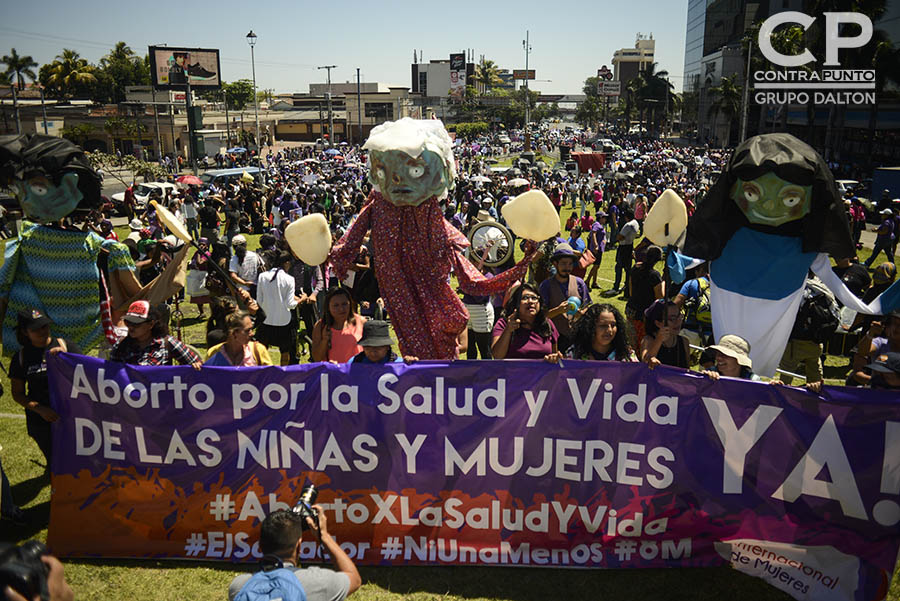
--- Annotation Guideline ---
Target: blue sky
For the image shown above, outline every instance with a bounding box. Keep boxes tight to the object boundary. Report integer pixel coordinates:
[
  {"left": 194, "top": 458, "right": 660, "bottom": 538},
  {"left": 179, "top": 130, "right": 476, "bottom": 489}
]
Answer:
[{"left": 1, "top": 0, "right": 689, "bottom": 95}]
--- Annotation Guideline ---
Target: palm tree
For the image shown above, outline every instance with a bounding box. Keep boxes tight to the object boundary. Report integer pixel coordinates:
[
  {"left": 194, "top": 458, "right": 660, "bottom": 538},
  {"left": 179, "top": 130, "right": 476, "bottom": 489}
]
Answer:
[
  {"left": 474, "top": 59, "right": 502, "bottom": 94},
  {"left": 2, "top": 48, "right": 38, "bottom": 90},
  {"left": 47, "top": 49, "right": 97, "bottom": 100},
  {"left": 707, "top": 74, "right": 742, "bottom": 146},
  {"left": 100, "top": 42, "right": 135, "bottom": 68},
  {"left": 635, "top": 62, "right": 676, "bottom": 137}
]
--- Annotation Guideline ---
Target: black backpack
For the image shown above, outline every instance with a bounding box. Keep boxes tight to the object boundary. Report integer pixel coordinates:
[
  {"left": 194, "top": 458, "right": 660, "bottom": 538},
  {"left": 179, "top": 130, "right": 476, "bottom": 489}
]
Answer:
[{"left": 792, "top": 280, "right": 840, "bottom": 344}]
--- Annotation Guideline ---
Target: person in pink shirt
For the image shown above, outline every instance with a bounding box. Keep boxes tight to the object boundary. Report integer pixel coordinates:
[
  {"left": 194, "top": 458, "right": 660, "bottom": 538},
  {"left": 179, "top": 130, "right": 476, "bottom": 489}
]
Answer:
[
  {"left": 311, "top": 287, "right": 367, "bottom": 363},
  {"left": 849, "top": 197, "right": 867, "bottom": 249}
]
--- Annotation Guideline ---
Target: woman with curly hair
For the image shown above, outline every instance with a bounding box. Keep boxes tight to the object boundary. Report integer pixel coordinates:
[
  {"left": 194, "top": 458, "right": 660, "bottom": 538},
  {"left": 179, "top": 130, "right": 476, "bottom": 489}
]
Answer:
[
  {"left": 491, "top": 283, "right": 562, "bottom": 362},
  {"left": 569, "top": 303, "right": 637, "bottom": 362}
]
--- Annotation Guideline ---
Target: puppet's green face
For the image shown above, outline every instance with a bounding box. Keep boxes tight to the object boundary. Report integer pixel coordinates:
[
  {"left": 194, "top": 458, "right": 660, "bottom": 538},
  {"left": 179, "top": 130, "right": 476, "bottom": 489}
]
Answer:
[
  {"left": 13, "top": 172, "right": 82, "bottom": 223},
  {"left": 731, "top": 172, "right": 812, "bottom": 227},
  {"left": 369, "top": 148, "right": 449, "bottom": 207}
]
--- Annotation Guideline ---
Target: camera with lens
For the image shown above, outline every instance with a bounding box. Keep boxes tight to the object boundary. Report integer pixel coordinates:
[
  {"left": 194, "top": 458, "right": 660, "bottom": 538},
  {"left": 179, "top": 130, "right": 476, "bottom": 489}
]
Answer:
[
  {"left": 291, "top": 484, "right": 319, "bottom": 531},
  {"left": 0, "top": 540, "right": 50, "bottom": 601}
]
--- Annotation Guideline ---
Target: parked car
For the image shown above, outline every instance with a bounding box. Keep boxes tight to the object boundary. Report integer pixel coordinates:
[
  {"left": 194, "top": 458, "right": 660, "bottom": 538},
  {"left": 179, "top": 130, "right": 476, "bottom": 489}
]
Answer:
[
  {"left": 111, "top": 182, "right": 179, "bottom": 212},
  {"left": 835, "top": 179, "right": 859, "bottom": 195},
  {"left": 200, "top": 167, "right": 263, "bottom": 191}
]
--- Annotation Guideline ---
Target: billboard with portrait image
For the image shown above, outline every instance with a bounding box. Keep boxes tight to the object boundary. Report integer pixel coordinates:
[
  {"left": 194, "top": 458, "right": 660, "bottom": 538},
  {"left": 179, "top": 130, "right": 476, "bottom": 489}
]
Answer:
[
  {"left": 149, "top": 46, "right": 222, "bottom": 90},
  {"left": 449, "top": 53, "right": 466, "bottom": 101}
]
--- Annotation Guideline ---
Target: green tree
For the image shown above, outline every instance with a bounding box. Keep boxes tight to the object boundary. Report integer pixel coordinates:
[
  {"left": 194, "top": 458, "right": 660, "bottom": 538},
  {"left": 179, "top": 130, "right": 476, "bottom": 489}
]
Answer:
[
  {"left": 95, "top": 42, "right": 150, "bottom": 104},
  {"left": 45, "top": 49, "right": 97, "bottom": 100},
  {"left": 61, "top": 122, "right": 94, "bottom": 146},
  {"left": 104, "top": 116, "right": 128, "bottom": 154},
  {"left": 474, "top": 59, "right": 502, "bottom": 94},
  {"left": 575, "top": 95, "right": 602, "bottom": 129},
  {"left": 222, "top": 79, "right": 255, "bottom": 111},
  {"left": 707, "top": 74, "right": 742, "bottom": 146},
  {"left": 1, "top": 48, "right": 38, "bottom": 90}
]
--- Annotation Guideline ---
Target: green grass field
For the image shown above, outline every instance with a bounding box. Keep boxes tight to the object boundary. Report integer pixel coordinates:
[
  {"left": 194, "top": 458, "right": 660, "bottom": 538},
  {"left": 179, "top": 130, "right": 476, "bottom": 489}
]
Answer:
[{"left": 1, "top": 204, "right": 898, "bottom": 600}]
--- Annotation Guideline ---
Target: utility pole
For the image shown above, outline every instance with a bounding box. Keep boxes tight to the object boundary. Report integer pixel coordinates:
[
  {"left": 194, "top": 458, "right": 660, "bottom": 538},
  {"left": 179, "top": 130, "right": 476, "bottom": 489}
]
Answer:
[
  {"left": 38, "top": 85, "right": 48, "bottom": 134},
  {"left": 246, "top": 31, "right": 261, "bottom": 150},
  {"left": 740, "top": 39, "right": 753, "bottom": 144},
  {"left": 523, "top": 31, "right": 531, "bottom": 152},
  {"left": 151, "top": 87, "right": 162, "bottom": 161},
  {"left": 318, "top": 65, "right": 336, "bottom": 146},
  {"left": 223, "top": 87, "right": 230, "bottom": 147},
  {"left": 356, "top": 68, "right": 362, "bottom": 144}
]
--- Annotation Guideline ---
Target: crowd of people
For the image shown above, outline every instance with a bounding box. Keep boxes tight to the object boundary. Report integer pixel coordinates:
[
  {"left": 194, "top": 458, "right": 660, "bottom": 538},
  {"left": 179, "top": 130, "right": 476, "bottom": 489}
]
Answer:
[{"left": 2, "top": 123, "right": 900, "bottom": 601}]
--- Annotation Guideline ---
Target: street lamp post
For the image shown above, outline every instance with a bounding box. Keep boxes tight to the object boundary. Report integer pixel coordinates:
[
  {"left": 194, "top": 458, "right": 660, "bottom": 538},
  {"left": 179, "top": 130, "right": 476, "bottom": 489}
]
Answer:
[
  {"left": 522, "top": 31, "right": 531, "bottom": 152},
  {"left": 318, "top": 65, "right": 336, "bottom": 147},
  {"left": 246, "top": 30, "right": 261, "bottom": 150}
]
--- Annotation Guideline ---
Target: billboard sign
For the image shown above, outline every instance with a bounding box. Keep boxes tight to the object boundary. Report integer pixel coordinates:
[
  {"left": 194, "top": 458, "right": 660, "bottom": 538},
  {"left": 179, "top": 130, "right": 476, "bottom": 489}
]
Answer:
[
  {"left": 599, "top": 81, "right": 621, "bottom": 96},
  {"left": 449, "top": 53, "right": 466, "bottom": 102},
  {"left": 598, "top": 65, "right": 613, "bottom": 80},
  {"left": 149, "top": 46, "right": 222, "bottom": 90},
  {"left": 513, "top": 69, "right": 536, "bottom": 80}
]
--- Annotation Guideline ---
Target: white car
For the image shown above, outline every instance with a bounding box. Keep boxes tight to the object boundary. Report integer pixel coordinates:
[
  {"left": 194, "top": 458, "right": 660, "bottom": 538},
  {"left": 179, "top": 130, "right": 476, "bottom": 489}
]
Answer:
[
  {"left": 835, "top": 180, "right": 859, "bottom": 195},
  {"left": 112, "top": 182, "right": 179, "bottom": 209}
]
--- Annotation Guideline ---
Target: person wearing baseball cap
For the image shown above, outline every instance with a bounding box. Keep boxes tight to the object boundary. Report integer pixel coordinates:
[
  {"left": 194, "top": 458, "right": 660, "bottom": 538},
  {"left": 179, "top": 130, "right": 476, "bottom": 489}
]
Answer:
[
  {"left": 867, "top": 352, "right": 900, "bottom": 390},
  {"left": 9, "top": 309, "right": 82, "bottom": 467},
  {"left": 702, "top": 334, "right": 761, "bottom": 381},
  {"left": 864, "top": 209, "right": 896, "bottom": 269},
  {"left": 110, "top": 301, "right": 202, "bottom": 368},
  {"left": 229, "top": 234, "right": 263, "bottom": 296}
]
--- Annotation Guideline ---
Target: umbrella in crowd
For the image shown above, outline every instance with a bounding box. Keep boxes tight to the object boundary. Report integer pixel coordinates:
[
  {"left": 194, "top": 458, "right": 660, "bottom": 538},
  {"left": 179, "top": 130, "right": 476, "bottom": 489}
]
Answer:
[
  {"left": 301, "top": 158, "right": 320, "bottom": 164},
  {"left": 507, "top": 178, "right": 530, "bottom": 187},
  {"left": 227, "top": 147, "right": 247, "bottom": 154},
  {"left": 470, "top": 175, "right": 492, "bottom": 183},
  {"left": 176, "top": 175, "right": 203, "bottom": 186},
  {"left": 324, "top": 148, "right": 341, "bottom": 156}
]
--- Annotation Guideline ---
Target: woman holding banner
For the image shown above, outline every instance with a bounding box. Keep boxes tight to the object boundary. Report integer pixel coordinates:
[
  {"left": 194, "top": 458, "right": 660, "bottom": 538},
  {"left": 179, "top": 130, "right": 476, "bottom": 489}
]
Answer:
[
  {"left": 205, "top": 311, "right": 273, "bottom": 367},
  {"left": 568, "top": 304, "right": 637, "bottom": 362}
]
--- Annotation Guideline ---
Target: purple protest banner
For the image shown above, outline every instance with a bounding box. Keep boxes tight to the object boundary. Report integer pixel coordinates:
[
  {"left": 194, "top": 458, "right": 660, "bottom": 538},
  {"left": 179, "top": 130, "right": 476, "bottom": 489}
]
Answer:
[{"left": 46, "top": 353, "right": 900, "bottom": 601}]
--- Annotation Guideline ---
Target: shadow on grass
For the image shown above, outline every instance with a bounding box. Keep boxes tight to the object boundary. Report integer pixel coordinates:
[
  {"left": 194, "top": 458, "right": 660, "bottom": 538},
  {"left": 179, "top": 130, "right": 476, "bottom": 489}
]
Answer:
[
  {"left": 54, "top": 559, "right": 794, "bottom": 601},
  {"left": 358, "top": 564, "right": 794, "bottom": 601},
  {"left": 1, "top": 500, "right": 49, "bottom": 542},
  {"left": 11, "top": 469, "right": 49, "bottom": 506}
]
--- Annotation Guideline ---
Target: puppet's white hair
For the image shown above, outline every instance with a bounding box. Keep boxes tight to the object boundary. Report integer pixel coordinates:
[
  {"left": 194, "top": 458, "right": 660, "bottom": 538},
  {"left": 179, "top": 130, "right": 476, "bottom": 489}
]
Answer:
[{"left": 363, "top": 117, "right": 456, "bottom": 182}]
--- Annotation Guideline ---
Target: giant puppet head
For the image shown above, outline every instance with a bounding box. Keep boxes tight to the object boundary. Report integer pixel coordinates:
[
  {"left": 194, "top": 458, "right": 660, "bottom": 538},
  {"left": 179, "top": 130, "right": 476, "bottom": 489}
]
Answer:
[
  {"left": 363, "top": 118, "right": 456, "bottom": 207},
  {"left": 683, "top": 132, "right": 853, "bottom": 261},
  {"left": 0, "top": 134, "right": 101, "bottom": 223}
]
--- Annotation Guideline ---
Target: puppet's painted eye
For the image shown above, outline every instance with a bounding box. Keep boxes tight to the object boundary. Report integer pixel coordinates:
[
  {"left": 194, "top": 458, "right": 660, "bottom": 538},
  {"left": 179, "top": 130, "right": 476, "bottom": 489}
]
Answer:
[
  {"left": 743, "top": 187, "right": 759, "bottom": 203},
  {"left": 375, "top": 168, "right": 386, "bottom": 181},
  {"left": 408, "top": 165, "right": 425, "bottom": 178},
  {"left": 29, "top": 182, "right": 48, "bottom": 196},
  {"left": 783, "top": 194, "right": 802, "bottom": 207}
]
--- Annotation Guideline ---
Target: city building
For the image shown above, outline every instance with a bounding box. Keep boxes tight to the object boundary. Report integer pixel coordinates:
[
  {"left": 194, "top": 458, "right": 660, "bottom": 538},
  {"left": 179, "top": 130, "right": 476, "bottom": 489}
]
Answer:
[{"left": 611, "top": 33, "right": 656, "bottom": 98}]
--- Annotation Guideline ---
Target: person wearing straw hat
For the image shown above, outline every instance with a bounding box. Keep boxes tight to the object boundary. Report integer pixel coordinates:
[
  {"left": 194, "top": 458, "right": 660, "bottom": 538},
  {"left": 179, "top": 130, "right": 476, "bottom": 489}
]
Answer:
[{"left": 702, "top": 334, "right": 761, "bottom": 381}]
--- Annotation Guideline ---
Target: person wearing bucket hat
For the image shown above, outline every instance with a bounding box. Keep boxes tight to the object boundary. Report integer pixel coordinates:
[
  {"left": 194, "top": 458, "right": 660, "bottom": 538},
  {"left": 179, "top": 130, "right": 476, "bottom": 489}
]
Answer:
[
  {"left": 540, "top": 242, "right": 591, "bottom": 354},
  {"left": 348, "top": 320, "right": 417, "bottom": 364},
  {"left": 702, "top": 334, "right": 761, "bottom": 381},
  {"left": 10, "top": 309, "right": 82, "bottom": 467}
]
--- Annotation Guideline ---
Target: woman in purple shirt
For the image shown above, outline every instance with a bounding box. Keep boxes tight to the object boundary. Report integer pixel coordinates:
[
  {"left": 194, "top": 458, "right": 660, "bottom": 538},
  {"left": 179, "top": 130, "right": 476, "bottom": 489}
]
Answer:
[{"left": 491, "top": 283, "right": 561, "bottom": 362}]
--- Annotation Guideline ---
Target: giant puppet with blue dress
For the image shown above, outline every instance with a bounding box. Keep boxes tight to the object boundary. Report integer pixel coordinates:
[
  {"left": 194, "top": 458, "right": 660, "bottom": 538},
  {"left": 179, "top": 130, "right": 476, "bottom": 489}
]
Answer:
[
  {"left": 0, "top": 135, "right": 142, "bottom": 354},
  {"left": 669, "top": 133, "right": 900, "bottom": 377}
]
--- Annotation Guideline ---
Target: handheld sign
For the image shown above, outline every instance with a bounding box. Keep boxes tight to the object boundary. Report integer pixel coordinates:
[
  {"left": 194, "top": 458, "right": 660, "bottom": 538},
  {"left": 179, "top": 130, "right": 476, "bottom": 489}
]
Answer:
[
  {"left": 285, "top": 214, "right": 332, "bottom": 266},
  {"left": 501, "top": 189, "right": 559, "bottom": 242},
  {"left": 150, "top": 200, "right": 191, "bottom": 244},
  {"left": 643, "top": 189, "right": 688, "bottom": 247}
]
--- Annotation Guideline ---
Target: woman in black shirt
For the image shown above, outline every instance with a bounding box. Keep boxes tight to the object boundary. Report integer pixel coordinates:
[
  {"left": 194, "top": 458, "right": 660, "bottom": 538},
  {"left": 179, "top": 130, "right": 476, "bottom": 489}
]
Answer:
[{"left": 9, "top": 310, "right": 81, "bottom": 467}]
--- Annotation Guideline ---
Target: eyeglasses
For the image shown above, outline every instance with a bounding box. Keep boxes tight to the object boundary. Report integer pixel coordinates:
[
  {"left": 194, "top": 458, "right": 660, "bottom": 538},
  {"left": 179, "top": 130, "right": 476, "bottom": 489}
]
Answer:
[{"left": 520, "top": 294, "right": 540, "bottom": 303}]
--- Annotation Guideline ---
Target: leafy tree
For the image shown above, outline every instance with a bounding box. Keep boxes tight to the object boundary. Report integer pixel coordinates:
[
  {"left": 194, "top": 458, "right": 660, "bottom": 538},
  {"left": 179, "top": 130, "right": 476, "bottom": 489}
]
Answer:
[
  {"left": 1, "top": 48, "right": 38, "bottom": 90},
  {"left": 575, "top": 95, "right": 603, "bottom": 129},
  {"left": 104, "top": 116, "right": 128, "bottom": 154},
  {"left": 87, "top": 151, "right": 165, "bottom": 185},
  {"left": 222, "top": 79, "right": 255, "bottom": 111},
  {"left": 707, "top": 74, "right": 742, "bottom": 146},
  {"left": 583, "top": 76, "right": 601, "bottom": 99},
  {"left": 474, "top": 59, "right": 502, "bottom": 94},
  {"left": 95, "top": 42, "right": 150, "bottom": 104},
  {"left": 61, "top": 123, "right": 95, "bottom": 146},
  {"left": 45, "top": 49, "right": 97, "bottom": 100}
]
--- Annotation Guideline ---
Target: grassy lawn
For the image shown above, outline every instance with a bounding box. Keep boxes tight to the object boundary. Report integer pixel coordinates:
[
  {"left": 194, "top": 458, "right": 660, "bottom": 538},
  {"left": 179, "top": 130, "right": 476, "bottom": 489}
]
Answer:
[{"left": 1, "top": 206, "right": 898, "bottom": 600}]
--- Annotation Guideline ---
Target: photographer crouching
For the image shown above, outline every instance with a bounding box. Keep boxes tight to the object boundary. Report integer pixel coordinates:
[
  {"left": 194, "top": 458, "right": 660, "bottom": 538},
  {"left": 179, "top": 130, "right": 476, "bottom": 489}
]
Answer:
[{"left": 229, "top": 488, "right": 361, "bottom": 601}]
